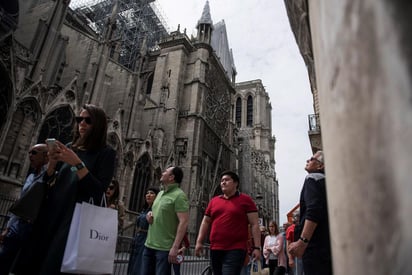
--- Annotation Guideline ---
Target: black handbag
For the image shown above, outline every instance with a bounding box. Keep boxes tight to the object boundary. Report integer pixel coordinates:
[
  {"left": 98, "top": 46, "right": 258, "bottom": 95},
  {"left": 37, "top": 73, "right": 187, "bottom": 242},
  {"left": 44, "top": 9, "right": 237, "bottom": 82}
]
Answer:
[
  {"left": 9, "top": 178, "right": 47, "bottom": 222},
  {"left": 9, "top": 162, "right": 62, "bottom": 222}
]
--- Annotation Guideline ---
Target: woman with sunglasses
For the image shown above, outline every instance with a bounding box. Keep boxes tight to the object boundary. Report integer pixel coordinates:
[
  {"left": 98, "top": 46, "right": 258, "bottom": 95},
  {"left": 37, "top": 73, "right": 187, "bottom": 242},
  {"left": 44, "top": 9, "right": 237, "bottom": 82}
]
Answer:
[
  {"left": 128, "top": 186, "right": 159, "bottom": 275},
  {"left": 13, "top": 104, "right": 116, "bottom": 275},
  {"left": 106, "top": 179, "right": 125, "bottom": 233}
]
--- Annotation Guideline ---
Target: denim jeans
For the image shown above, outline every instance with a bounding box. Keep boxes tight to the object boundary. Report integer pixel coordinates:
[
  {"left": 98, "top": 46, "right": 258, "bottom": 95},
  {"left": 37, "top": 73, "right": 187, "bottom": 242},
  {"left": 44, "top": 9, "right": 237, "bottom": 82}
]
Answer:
[
  {"left": 172, "top": 263, "right": 181, "bottom": 275},
  {"left": 141, "top": 246, "right": 171, "bottom": 275},
  {"left": 295, "top": 257, "right": 303, "bottom": 275},
  {"left": 210, "top": 249, "right": 246, "bottom": 275}
]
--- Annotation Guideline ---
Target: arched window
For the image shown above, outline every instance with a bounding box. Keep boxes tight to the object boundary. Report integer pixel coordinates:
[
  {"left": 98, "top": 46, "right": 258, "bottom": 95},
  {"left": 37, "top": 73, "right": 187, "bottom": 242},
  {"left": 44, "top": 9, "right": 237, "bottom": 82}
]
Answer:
[
  {"left": 38, "top": 106, "right": 74, "bottom": 145},
  {"left": 247, "top": 95, "right": 253, "bottom": 127},
  {"left": 129, "top": 153, "right": 152, "bottom": 212},
  {"left": 146, "top": 73, "right": 154, "bottom": 94},
  {"left": 235, "top": 97, "right": 242, "bottom": 128}
]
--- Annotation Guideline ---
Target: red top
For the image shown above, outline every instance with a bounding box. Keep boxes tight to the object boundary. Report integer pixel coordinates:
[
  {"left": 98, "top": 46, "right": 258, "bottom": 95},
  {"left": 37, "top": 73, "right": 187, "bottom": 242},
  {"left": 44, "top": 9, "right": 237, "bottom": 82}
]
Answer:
[
  {"left": 205, "top": 192, "right": 258, "bottom": 250},
  {"left": 286, "top": 223, "right": 295, "bottom": 242}
]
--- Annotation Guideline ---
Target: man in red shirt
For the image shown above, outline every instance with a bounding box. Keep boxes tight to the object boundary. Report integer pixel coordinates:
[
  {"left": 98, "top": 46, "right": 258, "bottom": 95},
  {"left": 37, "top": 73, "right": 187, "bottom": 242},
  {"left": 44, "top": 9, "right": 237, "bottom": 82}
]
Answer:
[{"left": 195, "top": 171, "right": 261, "bottom": 275}]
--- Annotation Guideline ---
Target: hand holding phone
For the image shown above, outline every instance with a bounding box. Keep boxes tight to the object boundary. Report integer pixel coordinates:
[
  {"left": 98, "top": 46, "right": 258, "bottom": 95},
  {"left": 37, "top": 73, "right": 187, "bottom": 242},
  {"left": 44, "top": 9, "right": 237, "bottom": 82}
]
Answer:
[{"left": 46, "top": 138, "right": 57, "bottom": 149}]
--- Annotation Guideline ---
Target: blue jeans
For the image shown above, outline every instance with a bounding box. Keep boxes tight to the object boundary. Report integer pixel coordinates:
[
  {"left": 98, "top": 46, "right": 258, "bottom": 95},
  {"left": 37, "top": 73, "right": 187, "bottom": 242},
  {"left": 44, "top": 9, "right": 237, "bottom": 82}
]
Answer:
[
  {"left": 172, "top": 263, "right": 181, "bottom": 275},
  {"left": 141, "top": 246, "right": 171, "bottom": 275},
  {"left": 295, "top": 257, "right": 303, "bottom": 275},
  {"left": 210, "top": 249, "right": 246, "bottom": 275}
]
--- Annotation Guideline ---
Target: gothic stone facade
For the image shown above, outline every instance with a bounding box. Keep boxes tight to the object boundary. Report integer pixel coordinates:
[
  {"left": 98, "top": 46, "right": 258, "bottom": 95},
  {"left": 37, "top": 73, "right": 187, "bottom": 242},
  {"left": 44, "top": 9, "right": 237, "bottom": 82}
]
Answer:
[{"left": 0, "top": 0, "right": 278, "bottom": 234}]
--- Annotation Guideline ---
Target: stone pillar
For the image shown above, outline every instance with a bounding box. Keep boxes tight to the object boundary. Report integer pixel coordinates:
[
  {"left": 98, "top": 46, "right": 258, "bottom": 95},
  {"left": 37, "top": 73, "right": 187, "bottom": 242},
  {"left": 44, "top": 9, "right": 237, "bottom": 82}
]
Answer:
[{"left": 309, "top": 1, "right": 412, "bottom": 274}]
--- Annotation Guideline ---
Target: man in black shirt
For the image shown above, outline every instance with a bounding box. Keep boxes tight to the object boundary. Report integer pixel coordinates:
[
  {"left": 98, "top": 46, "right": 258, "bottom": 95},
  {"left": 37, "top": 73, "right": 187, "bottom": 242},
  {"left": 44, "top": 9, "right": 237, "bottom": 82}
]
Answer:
[{"left": 288, "top": 151, "right": 332, "bottom": 275}]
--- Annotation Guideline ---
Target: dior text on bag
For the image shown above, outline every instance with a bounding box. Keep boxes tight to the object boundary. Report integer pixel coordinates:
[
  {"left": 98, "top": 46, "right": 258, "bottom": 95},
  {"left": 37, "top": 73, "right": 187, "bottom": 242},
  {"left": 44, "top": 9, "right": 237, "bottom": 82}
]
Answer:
[{"left": 61, "top": 198, "right": 118, "bottom": 274}]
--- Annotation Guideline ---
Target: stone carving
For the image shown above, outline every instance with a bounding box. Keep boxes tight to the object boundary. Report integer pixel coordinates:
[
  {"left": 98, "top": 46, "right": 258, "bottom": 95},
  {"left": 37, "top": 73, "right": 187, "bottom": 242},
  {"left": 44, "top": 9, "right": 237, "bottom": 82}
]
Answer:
[
  {"left": 175, "top": 138, "right": 188, "bottom": 165},
  {"left": 124, "top": 151, "right": 134, "bottom": 169},
  {"left": 204, "top": 63, "right": 230, "bottom": 138}
]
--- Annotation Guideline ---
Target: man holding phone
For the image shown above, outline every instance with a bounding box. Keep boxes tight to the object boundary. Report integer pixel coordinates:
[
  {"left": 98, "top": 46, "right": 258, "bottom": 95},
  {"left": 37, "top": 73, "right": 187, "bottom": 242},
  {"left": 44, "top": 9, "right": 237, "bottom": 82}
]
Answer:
[{"left": 0, "top": 143, "right": 48, "bottom": 274}]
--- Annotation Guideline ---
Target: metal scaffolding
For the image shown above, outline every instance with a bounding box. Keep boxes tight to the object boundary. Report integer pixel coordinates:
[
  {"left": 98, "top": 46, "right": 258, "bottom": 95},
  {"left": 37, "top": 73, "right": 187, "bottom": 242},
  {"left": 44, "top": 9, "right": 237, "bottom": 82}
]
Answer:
[{"left": 69, "top": 0, "right": 170, "bottom": 70}]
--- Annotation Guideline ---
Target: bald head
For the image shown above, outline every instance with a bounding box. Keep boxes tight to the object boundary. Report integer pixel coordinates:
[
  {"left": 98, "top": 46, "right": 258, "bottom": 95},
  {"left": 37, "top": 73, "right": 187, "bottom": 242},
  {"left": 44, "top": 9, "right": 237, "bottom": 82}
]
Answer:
[
  {"left": 29, "top": 144, "right": 48, "bottom": 173},
  {"left": 32, "top": 144, "right": 48, "bottom": 153}
]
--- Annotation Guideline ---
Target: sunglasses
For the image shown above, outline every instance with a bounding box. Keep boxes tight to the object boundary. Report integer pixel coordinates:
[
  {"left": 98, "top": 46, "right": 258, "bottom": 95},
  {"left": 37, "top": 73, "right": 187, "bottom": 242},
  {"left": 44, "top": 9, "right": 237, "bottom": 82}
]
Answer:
[
  {"left": 310, "top": 157, "right": 320, "bottom": 162},
  {"left": 28, "top": 150, "right": 39, "bottom": 155},
  {"left": 108, "top": 185, "right": 115, "bottom": 190},
  {"left": 75, "top": 116, "right": 92, "bottom": 124}
]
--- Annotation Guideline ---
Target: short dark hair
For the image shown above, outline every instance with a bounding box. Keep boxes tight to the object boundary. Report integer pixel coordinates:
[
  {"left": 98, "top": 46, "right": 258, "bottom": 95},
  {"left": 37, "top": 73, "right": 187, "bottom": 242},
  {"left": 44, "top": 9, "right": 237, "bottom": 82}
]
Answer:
[
  {"left": 171, "top": 167, "right": 183, "bottom": 184},
  {"left": 146, "top": 186, "right": 160, "bottom": 195},
  {"left": 142, "top": 186, "right": 160, "bottom": 210},
  {"left": 220, "top": 170, "right": 240, "bottom": 184}
]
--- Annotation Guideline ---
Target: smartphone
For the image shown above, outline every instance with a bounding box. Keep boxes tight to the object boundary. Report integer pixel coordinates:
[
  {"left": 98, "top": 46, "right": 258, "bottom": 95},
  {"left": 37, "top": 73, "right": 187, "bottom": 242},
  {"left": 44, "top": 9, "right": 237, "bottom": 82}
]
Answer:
[{"left": 46, "top": 138, "right": 57, "bottom": 149}]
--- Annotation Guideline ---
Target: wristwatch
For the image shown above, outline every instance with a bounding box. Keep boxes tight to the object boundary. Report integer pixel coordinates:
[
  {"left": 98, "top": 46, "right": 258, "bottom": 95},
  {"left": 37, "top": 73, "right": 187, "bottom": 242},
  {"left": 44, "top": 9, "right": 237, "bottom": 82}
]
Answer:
[
  {"left": 71, "top": 162, "right": 86, "bottom": 172},
  {"left": 299, "top": 236, "right": 310, "bottom": 243}
]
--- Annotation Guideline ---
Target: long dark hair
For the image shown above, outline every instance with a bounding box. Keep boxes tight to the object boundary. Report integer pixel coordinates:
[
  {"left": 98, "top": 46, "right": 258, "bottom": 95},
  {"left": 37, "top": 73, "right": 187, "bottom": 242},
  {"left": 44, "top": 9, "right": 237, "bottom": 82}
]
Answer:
[
  {"left": 268, "top": 221, "right": 279, "bottom": 236},
  {"left": 106, "top": 179, "right": 120, "bottom": 205},
  {"left": 72, "top": 104, "right": 108, "bottom": 151}
]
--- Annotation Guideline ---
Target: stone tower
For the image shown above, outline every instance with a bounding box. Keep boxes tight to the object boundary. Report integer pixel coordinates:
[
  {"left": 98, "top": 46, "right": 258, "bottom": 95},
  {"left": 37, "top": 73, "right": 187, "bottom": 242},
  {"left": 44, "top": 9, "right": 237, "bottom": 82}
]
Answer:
[{"left": 0, "top": 0, "right": 279, "bottom": 236}]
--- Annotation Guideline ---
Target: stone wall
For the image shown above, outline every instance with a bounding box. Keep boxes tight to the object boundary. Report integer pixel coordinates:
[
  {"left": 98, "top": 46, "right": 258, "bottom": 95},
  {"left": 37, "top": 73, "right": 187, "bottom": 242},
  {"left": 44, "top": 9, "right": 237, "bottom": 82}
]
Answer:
[{"left": 309, "top": 1, "right": 412, "bottom": 273}]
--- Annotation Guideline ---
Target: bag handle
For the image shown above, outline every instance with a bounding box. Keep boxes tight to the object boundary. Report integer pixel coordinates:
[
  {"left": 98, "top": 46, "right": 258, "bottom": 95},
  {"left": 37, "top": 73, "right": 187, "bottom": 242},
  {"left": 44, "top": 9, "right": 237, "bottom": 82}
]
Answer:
[
  {"left": 250, "top": 259, "right": 262, "bottom": 274},
  {"left": 87, "top": 194, "right": 108, "bottom": 207},
  {"left": 100, "top": 193, "right": 108, "bottom": 207}
]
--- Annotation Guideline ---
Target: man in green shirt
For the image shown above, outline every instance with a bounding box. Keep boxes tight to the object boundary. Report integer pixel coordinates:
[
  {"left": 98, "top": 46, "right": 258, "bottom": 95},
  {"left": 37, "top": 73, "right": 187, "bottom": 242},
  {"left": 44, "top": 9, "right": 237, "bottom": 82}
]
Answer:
[{"left": 141, "top": 166, "right": 189, "bottom": 275}]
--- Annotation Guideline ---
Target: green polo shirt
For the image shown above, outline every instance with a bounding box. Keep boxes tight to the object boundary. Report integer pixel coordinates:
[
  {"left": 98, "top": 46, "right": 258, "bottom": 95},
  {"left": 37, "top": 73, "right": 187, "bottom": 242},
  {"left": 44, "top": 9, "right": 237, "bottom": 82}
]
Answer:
[{"left": 145, "top": 183, "right": 189, "bottom": 251}]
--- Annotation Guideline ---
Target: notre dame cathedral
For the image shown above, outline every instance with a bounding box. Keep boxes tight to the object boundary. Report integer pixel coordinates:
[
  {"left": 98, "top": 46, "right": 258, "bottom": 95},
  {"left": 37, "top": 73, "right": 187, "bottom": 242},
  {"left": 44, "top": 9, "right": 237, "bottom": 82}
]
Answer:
[{"left": 0, "top": 0, "right": 279, "bottom": 233}]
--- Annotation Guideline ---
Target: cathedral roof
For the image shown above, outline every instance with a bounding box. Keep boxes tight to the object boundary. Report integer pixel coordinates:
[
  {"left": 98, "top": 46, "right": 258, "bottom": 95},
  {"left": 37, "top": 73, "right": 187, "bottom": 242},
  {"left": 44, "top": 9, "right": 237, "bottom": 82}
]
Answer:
[
  {"left": 197, "top": 1, "right": 213, "bottom": 27},
  {"left": 211, "top": 20, "right": 236, "bottom": 80}
]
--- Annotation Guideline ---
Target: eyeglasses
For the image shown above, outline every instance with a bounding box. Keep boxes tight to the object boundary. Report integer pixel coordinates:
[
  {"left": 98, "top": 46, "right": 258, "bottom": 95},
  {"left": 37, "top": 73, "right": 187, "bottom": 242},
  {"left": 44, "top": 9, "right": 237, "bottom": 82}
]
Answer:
[
  {"left": 75, "top": 116, "right": 92, "bottom": 124},
  {"left": 108, "top": 185, "right": 115, "bottom": 190},
  {"left": 28, "top": 150, "right": 39, "bottom": 155}
]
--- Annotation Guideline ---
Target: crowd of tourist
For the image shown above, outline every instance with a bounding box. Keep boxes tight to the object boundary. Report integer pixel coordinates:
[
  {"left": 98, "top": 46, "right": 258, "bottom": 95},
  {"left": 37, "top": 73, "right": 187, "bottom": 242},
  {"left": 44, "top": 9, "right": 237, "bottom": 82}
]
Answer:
[{"left": 0, "top": 109, "right": 331, "bottom": 275}]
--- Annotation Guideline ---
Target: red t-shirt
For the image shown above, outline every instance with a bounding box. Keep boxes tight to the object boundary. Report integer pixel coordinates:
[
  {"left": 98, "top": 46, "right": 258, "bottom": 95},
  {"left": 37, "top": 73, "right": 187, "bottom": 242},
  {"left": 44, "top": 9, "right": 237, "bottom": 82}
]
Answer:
[
  {"left": 205, "top": 192, "right": 258, "bottom": 250},
  {"left": 286, "top": 223, "right": 295, "bottom": 242}
]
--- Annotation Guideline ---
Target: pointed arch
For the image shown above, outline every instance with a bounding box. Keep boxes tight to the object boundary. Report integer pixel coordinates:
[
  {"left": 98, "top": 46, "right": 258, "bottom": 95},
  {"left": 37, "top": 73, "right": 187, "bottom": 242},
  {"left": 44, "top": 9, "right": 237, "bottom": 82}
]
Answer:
[
  {"left": 247, "top": 95, "right": 253, "bottom": 127},
  {"left": 146, "top": 73, "right": 154, "bottom": 95},
  {"left": 129, "top": 153, "right": 152, "bottom": 212},
  {"left": 37, "top": 105, "right": 75, "bottom": 145},
  {"left": 0, "top": 98, "right": 40, "bottom": 180},
  {"left": 235, "top": 97, "right": 242, "bottom": 128}
]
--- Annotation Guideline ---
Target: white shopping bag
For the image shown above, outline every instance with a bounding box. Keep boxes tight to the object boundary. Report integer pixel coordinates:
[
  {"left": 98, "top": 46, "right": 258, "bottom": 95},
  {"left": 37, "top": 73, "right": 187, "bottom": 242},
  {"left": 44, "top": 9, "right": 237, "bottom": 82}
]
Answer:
[{"left": 61, "top": 201, "right": 118, "bottom": 274}]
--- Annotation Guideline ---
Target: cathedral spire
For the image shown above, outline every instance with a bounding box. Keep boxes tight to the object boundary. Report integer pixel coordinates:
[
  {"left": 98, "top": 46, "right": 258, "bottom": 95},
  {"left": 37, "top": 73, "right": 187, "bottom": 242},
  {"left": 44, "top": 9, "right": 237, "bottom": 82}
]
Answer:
[{"left": 196, "top": 1, "right": 213, "bottom": 44}]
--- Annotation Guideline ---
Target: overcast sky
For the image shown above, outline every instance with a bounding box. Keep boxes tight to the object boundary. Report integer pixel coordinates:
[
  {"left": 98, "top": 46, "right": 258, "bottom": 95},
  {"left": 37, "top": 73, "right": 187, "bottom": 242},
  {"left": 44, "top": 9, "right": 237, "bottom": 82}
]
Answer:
[{"left": 156, "top": 0, "right": 314, "bottom": 222}]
